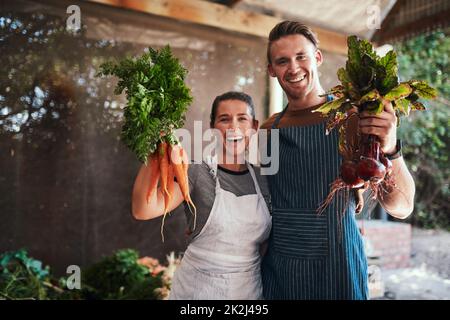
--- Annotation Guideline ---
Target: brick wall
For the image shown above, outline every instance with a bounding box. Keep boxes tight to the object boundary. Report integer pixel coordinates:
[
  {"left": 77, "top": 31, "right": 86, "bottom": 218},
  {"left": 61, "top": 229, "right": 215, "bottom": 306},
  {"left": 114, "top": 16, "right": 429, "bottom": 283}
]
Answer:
[{"left": 357, "top": 220, "right": 412, "bottom": 269}]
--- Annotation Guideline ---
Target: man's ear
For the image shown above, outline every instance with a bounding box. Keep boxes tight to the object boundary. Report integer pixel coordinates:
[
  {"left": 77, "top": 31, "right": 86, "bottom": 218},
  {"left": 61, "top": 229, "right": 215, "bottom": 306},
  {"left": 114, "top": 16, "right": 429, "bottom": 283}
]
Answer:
[
  {"left": 268, "top": 63, "right": 276, "bottom": 77},
  {"left": 315, "top": 49, "right": 323, "bottom": 67}
]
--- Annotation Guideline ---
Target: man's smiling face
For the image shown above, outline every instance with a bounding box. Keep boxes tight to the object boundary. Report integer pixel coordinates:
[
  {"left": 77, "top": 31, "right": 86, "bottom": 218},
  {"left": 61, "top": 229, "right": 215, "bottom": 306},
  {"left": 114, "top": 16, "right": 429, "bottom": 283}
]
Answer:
[{"left": 268, "top": 34, "right": 323, "bottom": 101}]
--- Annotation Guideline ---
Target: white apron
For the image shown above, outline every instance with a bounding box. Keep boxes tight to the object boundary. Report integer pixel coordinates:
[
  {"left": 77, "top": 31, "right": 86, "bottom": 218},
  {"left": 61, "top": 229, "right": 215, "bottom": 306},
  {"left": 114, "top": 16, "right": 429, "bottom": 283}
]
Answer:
[{"left": 169, "top": 159, "right": 272, "bottom": 300}]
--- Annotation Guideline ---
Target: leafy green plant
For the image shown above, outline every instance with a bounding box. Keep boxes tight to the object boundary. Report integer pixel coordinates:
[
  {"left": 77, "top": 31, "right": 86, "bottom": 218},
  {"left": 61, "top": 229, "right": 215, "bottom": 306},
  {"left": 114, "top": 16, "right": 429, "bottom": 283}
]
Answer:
[
  {"left": 97, "top": 46, "right": 193, "bottom": 164},
  {"left": 395, "top": 30, "right": 449, "bottom": 230},
  {"left": 0, "top": 249, "right": 63, "bottom": 300},
  {"left": 314, "top": 35, "right": 437, "bottom": 133},
  {"left": 313, "top": 35, "right": 438, "bottom": 215},
  {"left": 82, "top": 249, "right": 163, "bottom": 300},
  {"left": 0, "top": 249, "right": 49, "bottom": 280},
  {"left": 0, "top": 248, "right": 177, "bottom": 300}
]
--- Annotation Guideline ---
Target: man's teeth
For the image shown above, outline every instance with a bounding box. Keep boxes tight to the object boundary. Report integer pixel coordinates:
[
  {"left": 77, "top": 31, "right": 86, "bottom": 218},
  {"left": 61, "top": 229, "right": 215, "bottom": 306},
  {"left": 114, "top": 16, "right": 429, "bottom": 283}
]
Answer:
[
  {"left": 226, "top": 136, "right": 244, "bottom": 141},
  {"left": 288, "top": 75, "right": 306, "bottom": 83}
]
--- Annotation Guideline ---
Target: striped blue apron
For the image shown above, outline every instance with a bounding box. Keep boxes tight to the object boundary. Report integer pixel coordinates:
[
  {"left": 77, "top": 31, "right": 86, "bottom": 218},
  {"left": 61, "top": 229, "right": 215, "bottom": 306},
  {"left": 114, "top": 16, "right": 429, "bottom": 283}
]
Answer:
[{"left": 262, "top": 97, "right": 369, "bottom": 300}]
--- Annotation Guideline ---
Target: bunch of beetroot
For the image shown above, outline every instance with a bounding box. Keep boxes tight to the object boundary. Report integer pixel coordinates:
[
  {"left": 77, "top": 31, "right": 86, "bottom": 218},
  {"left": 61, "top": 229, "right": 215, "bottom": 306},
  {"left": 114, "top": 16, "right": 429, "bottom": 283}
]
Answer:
[
  {"left": 315, "top": 36, "right": 437, "bottom": 215},
  {"left": 341, "top": 135, "right": 392, "bottom": 187}
]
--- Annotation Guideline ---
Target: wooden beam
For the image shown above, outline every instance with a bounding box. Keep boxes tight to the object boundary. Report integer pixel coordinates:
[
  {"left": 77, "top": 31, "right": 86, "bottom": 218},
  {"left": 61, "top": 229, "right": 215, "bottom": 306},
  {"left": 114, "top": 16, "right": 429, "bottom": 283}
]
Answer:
[{"left": 88, "top": 0, "right": 348, "bottom": 54}]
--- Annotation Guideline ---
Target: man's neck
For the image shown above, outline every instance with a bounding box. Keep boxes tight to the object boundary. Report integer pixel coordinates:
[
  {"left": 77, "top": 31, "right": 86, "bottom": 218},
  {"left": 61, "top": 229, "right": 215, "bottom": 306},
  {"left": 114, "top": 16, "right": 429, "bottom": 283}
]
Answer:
[{"left": 287, "top": 87, "right": 326, "bottom": 111}]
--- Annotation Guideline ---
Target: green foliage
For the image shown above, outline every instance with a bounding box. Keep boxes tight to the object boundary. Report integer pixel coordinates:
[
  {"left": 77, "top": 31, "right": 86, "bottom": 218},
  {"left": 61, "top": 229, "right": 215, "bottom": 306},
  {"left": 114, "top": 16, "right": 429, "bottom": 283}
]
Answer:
[
  {"left": 314, "top": 35, "right": 437, "bottom": 134},
  {"left": 81, "top": 249, "right": 163, "bottom": 300},
  {"left": 0, "top": 249, "right": 169, "bottom": 300},
  {"left": 0, "top": 249, "right": 61, "bottom": 300},
  {"left": 395, "top": 30, "right": 450, "bottom": 230},
  {"left": 0, "top": 249, "right": 49, "bottom": 280},
  {"left": 97, "top": 46, "right": 193, "bottom": 164}
]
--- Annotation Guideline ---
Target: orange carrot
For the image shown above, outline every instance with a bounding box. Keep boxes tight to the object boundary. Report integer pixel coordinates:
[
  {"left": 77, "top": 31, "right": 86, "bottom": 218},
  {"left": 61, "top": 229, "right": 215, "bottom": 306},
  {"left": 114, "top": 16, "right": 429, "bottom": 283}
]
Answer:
[
  {"left": 181, "top": 147, "right": 195, "bottom": 206},
  {"left": 160, "top": 143, "right": 197, "bottom": 241},
  {"left": 180, "top": 147, "right": 189, "bottom": 176},
  {"left": 158, "top": 142, "right": 169, "bottom": 196},
  {"left": 171, "top": 145, "right": 197, "bottom": 229},
  {"left": 183, "top": 168, "right": 197, "bottom": 230},
  {"left": 164, "top": 161, "right": 174, "bottom": 214},
  {"left": 171, "top": 145, "right": 189, "bottom": 199},
  {"left": 161, "top": 159, "right": 174, "bottom": 243},
  {"left": 146, "top": 153, "right": 160, "bottom": 204}
]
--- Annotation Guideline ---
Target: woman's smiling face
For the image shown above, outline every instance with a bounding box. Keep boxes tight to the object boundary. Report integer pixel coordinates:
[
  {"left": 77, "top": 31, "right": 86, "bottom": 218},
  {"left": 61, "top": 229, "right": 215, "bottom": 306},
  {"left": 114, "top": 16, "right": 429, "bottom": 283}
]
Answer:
[{"left": 212, "top": 99, "right": 258, "bottom": 161}]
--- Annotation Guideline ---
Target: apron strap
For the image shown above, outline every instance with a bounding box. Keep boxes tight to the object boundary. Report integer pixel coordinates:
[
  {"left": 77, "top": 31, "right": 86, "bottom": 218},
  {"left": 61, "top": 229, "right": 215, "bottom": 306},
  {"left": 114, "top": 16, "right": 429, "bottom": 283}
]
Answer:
[
  {"left": 247, "top": 164, "right": 263, "bottom": 197},
  {"left": 204, "top": 155, "right": 223, "bottom": 191},
  {"left": 205, "top": 155, "right": 261, "bottom": 195},
  {"left": 271, "top": 106, "right": 288, "bottom": 129},
  {"left": 204, "top": 155, "right": 218, "bottom": 178}
]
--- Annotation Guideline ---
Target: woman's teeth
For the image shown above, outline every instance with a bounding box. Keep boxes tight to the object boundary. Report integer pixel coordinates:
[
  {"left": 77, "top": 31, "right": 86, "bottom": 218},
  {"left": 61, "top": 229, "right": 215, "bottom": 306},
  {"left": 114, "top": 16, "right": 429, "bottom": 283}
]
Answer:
[{"left": 226, "top": 136, "right": 244, "bottom": 142}]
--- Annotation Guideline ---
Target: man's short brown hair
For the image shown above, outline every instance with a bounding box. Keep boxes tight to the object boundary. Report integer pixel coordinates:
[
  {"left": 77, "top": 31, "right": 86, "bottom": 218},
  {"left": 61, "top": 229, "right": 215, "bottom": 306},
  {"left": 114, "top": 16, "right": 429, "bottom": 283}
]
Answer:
[{"left": 267, "top": 21, "right": 319, "bottom": 64}]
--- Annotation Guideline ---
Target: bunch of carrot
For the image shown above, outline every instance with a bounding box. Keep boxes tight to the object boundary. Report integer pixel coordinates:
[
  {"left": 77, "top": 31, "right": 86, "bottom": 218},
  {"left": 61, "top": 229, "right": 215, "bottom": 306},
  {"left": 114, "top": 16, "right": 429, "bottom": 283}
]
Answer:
[
  {"left": 96, "top": 46, "right": 196, "bottom": 242},
  {"left": 146, "top": 141, "right": 196, "bottom": 242}
]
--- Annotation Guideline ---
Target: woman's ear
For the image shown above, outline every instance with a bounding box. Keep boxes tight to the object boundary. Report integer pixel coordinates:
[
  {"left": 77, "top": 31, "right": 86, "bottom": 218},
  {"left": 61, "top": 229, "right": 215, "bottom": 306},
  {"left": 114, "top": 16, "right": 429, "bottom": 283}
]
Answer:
[{"left": 253, "top": 119, "right": 260, "bottom": 130}]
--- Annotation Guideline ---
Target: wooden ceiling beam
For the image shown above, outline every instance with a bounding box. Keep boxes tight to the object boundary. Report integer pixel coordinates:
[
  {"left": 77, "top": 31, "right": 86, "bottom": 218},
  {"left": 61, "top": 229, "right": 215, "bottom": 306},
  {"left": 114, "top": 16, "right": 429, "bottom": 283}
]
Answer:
[{"left": 88, "top": 0, "right": 348, "bottom": 54}]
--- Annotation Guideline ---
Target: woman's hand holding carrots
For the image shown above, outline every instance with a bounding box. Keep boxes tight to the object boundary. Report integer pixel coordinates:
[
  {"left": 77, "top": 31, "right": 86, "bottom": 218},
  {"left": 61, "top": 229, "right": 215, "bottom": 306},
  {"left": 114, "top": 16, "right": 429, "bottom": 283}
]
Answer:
[{"left": 132, "top": 140, "right": 196, "bottom": 241}]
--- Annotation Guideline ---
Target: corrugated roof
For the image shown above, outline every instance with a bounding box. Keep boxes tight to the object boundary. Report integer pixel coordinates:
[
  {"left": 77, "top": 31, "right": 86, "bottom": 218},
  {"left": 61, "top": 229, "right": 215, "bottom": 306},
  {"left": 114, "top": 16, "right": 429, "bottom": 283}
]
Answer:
[
  {"left": 213, "top": 0, "right": 449, "bottom": 43},
  {"left": 228, "top": 0, "right": 397, "bottom": 39},
  {"left": 371, "top": 0, "right": 450, "bottom": 43}
]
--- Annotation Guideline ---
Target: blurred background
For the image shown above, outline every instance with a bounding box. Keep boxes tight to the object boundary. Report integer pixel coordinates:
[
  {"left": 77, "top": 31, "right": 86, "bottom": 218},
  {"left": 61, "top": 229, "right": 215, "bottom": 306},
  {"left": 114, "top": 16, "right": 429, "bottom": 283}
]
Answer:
[{"left": 0, "top": 0, "right": 448, "bottom": 299}]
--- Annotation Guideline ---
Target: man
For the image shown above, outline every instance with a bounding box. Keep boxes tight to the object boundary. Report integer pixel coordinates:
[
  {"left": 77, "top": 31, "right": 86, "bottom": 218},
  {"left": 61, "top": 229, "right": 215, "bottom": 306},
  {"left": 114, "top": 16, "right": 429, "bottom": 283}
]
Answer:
[{"left": 261, "top": 21, "right": 415, "bottom": 299}]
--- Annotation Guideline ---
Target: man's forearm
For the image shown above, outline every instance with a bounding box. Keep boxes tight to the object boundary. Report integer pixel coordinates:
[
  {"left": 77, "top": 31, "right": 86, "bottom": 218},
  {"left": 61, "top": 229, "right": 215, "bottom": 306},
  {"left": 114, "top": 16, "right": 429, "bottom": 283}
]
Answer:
[{"left": 378, "top": 157, "right": 415, "bottom": 219}]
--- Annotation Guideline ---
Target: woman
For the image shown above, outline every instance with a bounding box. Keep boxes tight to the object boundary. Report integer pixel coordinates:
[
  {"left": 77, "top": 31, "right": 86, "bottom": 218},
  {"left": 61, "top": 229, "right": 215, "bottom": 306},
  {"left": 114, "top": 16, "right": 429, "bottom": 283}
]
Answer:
[{"left": 131, "top": 91, "right": 272, "bottom": 300}]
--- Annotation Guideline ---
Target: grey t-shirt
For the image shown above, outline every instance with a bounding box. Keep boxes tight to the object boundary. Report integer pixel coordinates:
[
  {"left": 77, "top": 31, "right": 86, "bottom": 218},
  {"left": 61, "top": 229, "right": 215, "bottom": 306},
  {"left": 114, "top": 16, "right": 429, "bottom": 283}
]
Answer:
[{"left": 173, "top": 162, "right": 271, "bottom": 243}]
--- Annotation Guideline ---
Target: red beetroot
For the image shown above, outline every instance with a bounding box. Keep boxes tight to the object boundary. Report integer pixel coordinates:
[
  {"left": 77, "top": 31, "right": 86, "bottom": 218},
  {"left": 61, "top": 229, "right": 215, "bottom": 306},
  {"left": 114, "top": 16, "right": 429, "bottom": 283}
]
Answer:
[
  {"left": 356, "top": 134, "right": 386, "bottom": 183},
  {"left": 340, "top": 160, "right": 365, "bottom": 188},
  {"left": 357, "top": 156, "right": 386, "bottom": 183},
  {"left": 318, "top": 127, "right": 396, "bottom": 217}
]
